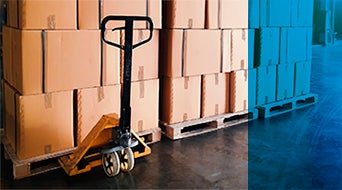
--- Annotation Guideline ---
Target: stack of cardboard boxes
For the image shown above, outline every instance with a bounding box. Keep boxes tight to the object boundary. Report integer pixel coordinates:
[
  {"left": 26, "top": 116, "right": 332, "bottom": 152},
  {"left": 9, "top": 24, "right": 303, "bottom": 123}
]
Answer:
[
  {"left": 253, "top": 0, "right": 313, "bottom": 108},
  {"left": 159, "top": 0, "right": 255, "bottom": 125},
  {"left": 2, "top": 0, "right": 161, "bottom": 161}
]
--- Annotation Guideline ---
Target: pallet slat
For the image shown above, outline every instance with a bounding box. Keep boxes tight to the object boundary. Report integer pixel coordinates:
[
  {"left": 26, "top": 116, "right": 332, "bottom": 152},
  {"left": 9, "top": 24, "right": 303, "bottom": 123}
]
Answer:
[
  {"left": 160, "top": 109, "right": 258, "bottom": 140},
  {"left": 257, "top": 93, "right": 318, "bottom": 118}
]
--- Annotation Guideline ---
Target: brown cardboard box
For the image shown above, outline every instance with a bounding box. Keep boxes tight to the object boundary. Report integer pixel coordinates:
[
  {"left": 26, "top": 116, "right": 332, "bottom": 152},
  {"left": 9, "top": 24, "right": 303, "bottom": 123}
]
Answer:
[
  {"left": 160, "top": 76, "right": 201, "bottom": 124},
  {"left": 230, "top": 69, "right": 256, "bottom": 112},
  {"left": 76, "top": 85, "right": 121, "bottom": 144},
  {"left": 102, "top": 30, "right": 121, "bottom": 85},
  {"left": 3, "top": 82, "right": 16, "bottom": 151},
  {"left": 122, "top": 30, "right": 159, "bottom": 82},
  {"left": 2, "top": 26, "right": 14, "bottom": 85},
  {"left": 131, "top": 79, "right": 159, "bottom": 132},
  {"left": 201, "top": 73, "right": 229, "bottom": 118},
  {"left": 163, "top": 0, "right": 205, "bottom": 29},
  {"left": 18, "top": 0, "right": 76, "bottom": 29},
  {"left": 4, "top": 28, "right": 101, "bottom": 95},
  {"left": 45, "top": 30, "right": 101, "bottom": 92},
  {"left": 206, "top": 0, "right": 248, "bottom": 29},
  {"left": 78, "top": 0, "right": 162, "bottom": 29},
  {"left": 16, "top": 91, "right": 74, "bottom": 160},
  {"left": 7, "top": 0, "right": 18, "bottom": 28},
  {"left": 160, "top": 29, "right": 221, "bottom": 77}
]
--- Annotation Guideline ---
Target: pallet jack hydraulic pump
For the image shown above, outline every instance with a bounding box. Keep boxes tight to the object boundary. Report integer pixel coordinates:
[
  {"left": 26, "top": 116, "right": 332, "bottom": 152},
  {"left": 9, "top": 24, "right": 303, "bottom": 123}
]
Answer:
[{"left": 58, "top": 16, "right": 154, "bottom": 177}]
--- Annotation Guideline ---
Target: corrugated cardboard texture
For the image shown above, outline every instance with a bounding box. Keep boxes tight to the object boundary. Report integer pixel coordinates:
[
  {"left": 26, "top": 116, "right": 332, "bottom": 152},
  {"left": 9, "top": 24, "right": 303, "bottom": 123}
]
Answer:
[
  {"left": 291, "top": 0, "right": 314, "bottom": 27},
  {"left": 163, "top": 0, "right": 205, "bottom": 29},
  {"left": 76, "top": 85, "right": 121, "bottom": 144},
  {"left": 103, "top": 30, "right": 120, "bottom": 85},
  {"left": 254, "top": 27, "right": 280, "bottom": 67},
  {"left": 131, "top": 79, "right": 159, "bottom": 132},
  {"left": 45, "top": 30, "right": 101, "bottom": 92},
  {"left": 205, "top": 0, "right": 219, "bottom": 29},
  {"left": 18, "top": 0, "right": 76, "bottom": 29},
  {"left": 260, "top": 0, "right": 291, "bottom": 27},
  {"left": 256, "top": 65, "right": 277, "bottom": 105},
  {"left": 220, "top": 0, "right": 248, "bottom": 28},
  {"left": 16, "top": 91, "right": 74, "bottom": 160},
  {"left": 160, "top": 76, "right": 201, "bottom": 124},
  {"left": 276, "top": 63, "right": 295, "bottom": 101},
  {"left": 7, "top": 0, "right": 18, "bottom": 28},
  {"left": 78, "top": 0, "right": 162, "bottom": 29},
  {"left": 201, "top": 73, "right": 229, "bottom": 117},
  {"left": 2, "top": 26, "right": 14, "bottom": 85}
]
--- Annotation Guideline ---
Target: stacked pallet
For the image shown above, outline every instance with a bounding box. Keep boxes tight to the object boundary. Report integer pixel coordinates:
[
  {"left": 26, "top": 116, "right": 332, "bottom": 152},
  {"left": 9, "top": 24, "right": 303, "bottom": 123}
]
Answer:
[
  {"left": 2, "top": 0, "right": 162, "bottom": 165},
  {"left": 253, "top": 0, "right": 317, "bottom": 118},
  {"left": 159, "top": 0, "right": 258, "bottom": 140}
]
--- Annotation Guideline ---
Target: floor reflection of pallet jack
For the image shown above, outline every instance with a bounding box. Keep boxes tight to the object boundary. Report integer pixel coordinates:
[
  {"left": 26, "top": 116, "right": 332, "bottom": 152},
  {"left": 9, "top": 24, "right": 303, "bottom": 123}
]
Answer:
[{"left": 58, "top": 16, "right": 154, "bottom": 177}]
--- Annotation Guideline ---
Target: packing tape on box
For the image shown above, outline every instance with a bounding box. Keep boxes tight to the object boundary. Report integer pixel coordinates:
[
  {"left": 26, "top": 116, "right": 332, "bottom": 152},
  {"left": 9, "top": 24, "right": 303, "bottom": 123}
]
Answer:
[
  {"left": 183, "top": 113, "right": 188, "bottom": 121},
  {"left": 215, "top": 104, "right": 219, "bottom": 115},
  {"left": 44, "top": 93, "right": 52, "bottom": 109},
  {"left": 215, "top": 73, "right": 219, "bottom": 85},
  {"left": 244, "top": 70, "right": 247, "bottom": 81},
  {"left": 242, "top": 29, "right": 246, "bottom": 41},
  {"left": 138, "top": 66, "right": 144, "bottom": 80},
  {"left": 138, "top": 120, "right": 143, "bottom": 132},
  {"left": 139, "top": 81, "right": 145, "bottom": 99},
  {"left": 188, "top": 19, "right": 193, "bottom": 29},
  {"left": 241, "top": 59, "right": 245, "bottom": 69},
  {"left": 47, "top": 15, "right": 56, "bottom": 29},
  {"left": 44, "top": 144, "right": 52, "bottom": 154},
  {"left": 97, "top": 87, "right": 105, "bottom": 102},
  {"left": 243, "top": 100, "right": 247, "bottom": 111},
  {"left": 184, "top": 76, "right": 189, "bottom": 90}
]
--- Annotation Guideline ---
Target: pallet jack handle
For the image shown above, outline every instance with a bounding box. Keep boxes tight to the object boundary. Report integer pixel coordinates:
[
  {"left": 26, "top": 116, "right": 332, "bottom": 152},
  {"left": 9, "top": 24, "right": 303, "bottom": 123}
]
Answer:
[{"left": 100, "top": 16, "right": 154, "bottom": 148}]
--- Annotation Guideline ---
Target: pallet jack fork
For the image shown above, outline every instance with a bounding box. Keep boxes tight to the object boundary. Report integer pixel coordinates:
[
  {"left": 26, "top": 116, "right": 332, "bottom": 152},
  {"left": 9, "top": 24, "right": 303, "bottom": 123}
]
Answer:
[{"left": 59, "top": 16, "right": 154, "bottom": 177}]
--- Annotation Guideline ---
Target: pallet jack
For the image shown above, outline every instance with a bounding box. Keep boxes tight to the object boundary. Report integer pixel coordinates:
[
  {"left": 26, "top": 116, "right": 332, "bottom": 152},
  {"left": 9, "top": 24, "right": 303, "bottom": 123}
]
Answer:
[{"left": 58, "top": 16, "right": 154, "bottom": 177}]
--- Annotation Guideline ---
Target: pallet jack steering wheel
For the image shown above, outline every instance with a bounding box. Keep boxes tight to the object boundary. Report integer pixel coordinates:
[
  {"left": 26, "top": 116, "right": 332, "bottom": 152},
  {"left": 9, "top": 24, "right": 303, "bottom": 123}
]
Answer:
[{"left": 100, "top": 16, "right": 154, "bottom": 177}]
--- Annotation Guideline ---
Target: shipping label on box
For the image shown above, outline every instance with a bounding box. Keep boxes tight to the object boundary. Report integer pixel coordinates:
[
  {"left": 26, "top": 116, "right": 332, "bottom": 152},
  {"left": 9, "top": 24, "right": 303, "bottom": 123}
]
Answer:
[
  {"left": 16, "top": 91, "right": 74, "bottom": 160},
  {"left": 229, "top": 69, "right": 256, "bottom": 113},
  {"left": 160, "top": 76, "right": 201, "bottom": 124},
  {"left": 76, "top": 85, "right": 121, "bottom": 144},
  {"left": 276, "top": 63, "right": 295, "bottom": 101},
  {"left": 254, "top": 27, "right": 280, "bottom": 67},
  {"left": 294, "top": 61, "right": 311, "bottom": 96},
  {"left": 78, "top": 0, "right": 162, "bottom": 29},
  {"left": 201, "top": 73, "right": 229, "bottom": 118},
  {"left": 131, "top": 79, "right": 159, "bottom": 132},
  {"left": 256, "top": 65, "right": 277, "bottom": 105},
  {"left": 163, "top": 0, "right": 205, "bottom": 29},
  {"left": 260, "top": 0, "right": 291, "bottom": 27},
  {"left": 159, "top": 29, "right": 221, "bottom": 77},
  {"left": 18, "top": 0, "right": 77, "bottom": 29}
]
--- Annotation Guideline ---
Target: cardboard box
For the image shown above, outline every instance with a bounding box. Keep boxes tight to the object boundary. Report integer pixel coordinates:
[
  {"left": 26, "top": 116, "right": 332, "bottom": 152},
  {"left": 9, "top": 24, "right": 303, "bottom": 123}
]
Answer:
[
  {"left": 4, "top": 28, "right": 101, "bottom": 95},
  {"left": 291, "top": 0, "right": 314, "bottom": 27},
  {"left": 131, "top": 79, "right": 159, "bottom": 132},
  {"left": 163, "top": 0, "right": 205, "bottom": 29},
  {"left": 249, "top": 0, "right": 260, "bottom": 28},
  {"left": 287, "top": 27, "right": 313, "bottom": 63},
  {"left": 254, "top": 27, "right": 280, "bottom": 67},
  {"left": 7, "top": 0, "right": 18, "bottom": 28},
  {"left": 222, "top": 29, "right": 255, "bottom": 72},
  {"left": 160, "top": 76, "right": 201, "bottom": 124},
  {"left": 260, "top": 0, "right": 291, "bottom": 27},
  {"left": 294, "top": 61, "right": 311, "bottom": 96},
  {"left": 2, "top": 26, "right": 14, "bottom": 85},
  {"left": 276, "top": 63, "right": 295, "bottom": 101},
  {"left": 229, "top": 69, "right": 256, "bottom": 112},
  {"left": 201, "top": 73, "right": 229, "bottom": 117},
  {"left": 159, "top": 29, "right": 221, "bottom": 77},
  {"left": 102, "top": 30, "right": 121, "bottom": 85},
  {"left": 256, "top": 65, "right": 277, "bottom": 106},
  {"left": 205, "top": 0, "right": 248, "bottom": 29},
  {"left": 5, "top": 89, "right": 74, "bottom": 160},
  {"left": 3, "top": 82, "right": 16, "bottom": 151},
  {"left": 17, "top": 0, "right": 76, "bottom": 29},
  {"left": 78, "top": 0, "right": 162, "bottom": 29},
  {"left": 122, "top": 30, "right": 159, "bottom": 82},
  {"left": 76, "top": 85, "right": 121, "bottom": 144}
]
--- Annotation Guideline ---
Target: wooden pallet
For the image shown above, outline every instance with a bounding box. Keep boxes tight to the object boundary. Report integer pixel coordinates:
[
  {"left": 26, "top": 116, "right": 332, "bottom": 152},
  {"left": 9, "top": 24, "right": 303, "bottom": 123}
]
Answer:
[
  {"left": 1, "top": 126, "right": 160, "bottom": 179},
  {"left": 257, "top": 93, "right": 318, "bottom": 118},
  {"left": 136, "top": 127, "right": 161, "bottom": 145},
  {"left": 160, "top": 109, "right": 258, "bottom": 140}
]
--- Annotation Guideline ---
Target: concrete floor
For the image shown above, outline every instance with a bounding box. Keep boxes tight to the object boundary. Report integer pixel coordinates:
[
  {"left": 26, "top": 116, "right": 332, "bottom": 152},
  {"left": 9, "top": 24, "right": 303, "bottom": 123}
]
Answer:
[{"left": 1, "top": 42, "right": 342, "bottom": 189}]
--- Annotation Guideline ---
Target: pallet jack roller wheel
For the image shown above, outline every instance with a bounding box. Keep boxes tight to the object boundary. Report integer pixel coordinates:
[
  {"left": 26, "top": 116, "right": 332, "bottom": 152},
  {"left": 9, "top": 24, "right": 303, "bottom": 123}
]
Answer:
[
  {"left": 120, "top": 148, "right": 134, "bottom": 172},
  {"left": 102, "top": 152, "right": 120, "bottom": 177}
]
